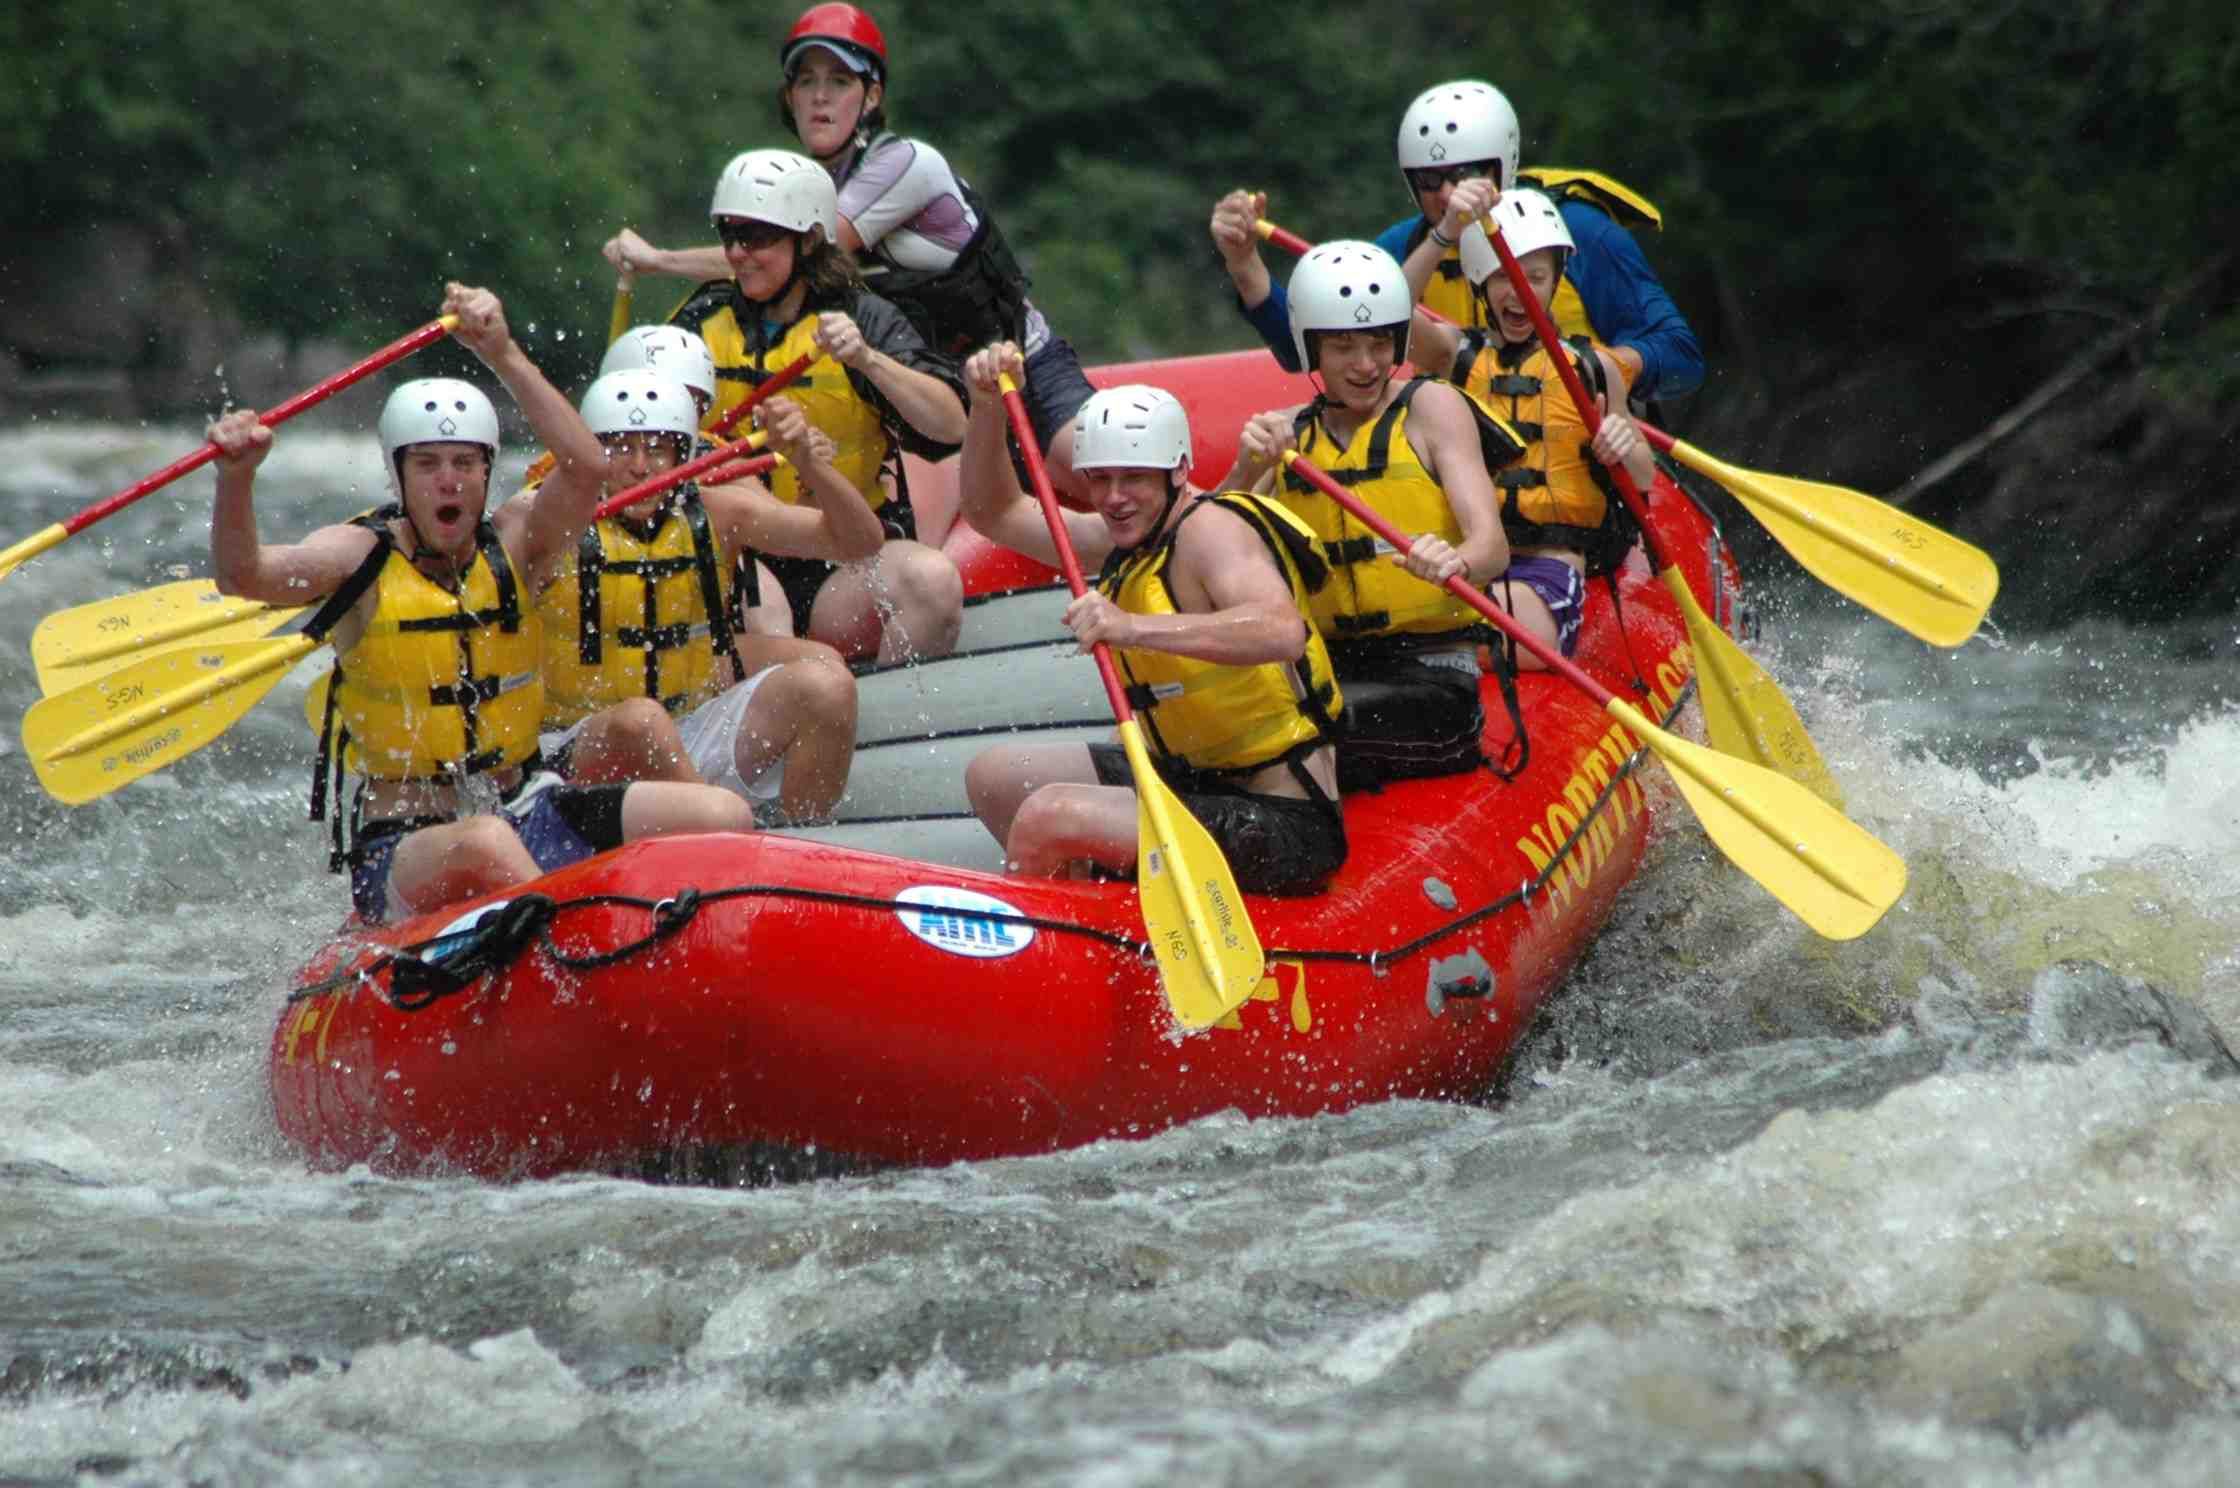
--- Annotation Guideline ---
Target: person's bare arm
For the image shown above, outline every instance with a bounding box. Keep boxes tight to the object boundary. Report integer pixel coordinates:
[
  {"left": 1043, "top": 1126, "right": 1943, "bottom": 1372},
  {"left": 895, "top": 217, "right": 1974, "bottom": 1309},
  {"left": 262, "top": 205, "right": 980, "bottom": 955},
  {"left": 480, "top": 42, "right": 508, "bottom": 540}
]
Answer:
[
  {"left": 207, "top": 410, "right": 379, "bottom": 603},
  {"left": 1208, "top": 189, "right": 1275, "bottom": 311},
  {"left": 955, "top": 342, "right": 1107, "bottom": 568},
  {"left": 818, "top": 311, "right": 967, "bottom": 445},
  {"left": 1066, "top": 501, "right": 1304, "bottom": 666},
  {"left": 1401, "top": 381, "right": 1508, "bottom": 585},
  {"left": 602, "top": 228, "right": 731, "bottom": 283},
  {"left": 442, "top": 283, "right": 604, "bottom": 586}
]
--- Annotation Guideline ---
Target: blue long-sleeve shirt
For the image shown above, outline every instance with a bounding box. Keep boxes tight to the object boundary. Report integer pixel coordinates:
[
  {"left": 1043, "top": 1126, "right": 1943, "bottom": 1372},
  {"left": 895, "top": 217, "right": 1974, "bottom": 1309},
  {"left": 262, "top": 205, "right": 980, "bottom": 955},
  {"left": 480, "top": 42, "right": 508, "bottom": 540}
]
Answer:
[{"left": 1239, "top": 201, "right": 1704, "bottom": 401}]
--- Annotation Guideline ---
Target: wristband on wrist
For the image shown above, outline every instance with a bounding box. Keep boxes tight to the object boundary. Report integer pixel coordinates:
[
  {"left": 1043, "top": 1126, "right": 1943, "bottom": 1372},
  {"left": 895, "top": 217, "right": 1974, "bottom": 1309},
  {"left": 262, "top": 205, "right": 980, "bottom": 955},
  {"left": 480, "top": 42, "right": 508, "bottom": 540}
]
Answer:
[{"left": 1429, "top": 224, "right": 1456, "bottom": 248}]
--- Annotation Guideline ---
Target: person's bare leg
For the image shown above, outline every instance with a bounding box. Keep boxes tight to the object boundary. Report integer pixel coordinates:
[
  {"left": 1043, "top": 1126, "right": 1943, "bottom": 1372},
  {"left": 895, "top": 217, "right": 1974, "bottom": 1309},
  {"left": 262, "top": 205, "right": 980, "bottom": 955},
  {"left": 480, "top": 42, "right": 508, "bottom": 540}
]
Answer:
[
  {"left": 964, "top": 742, "right": 1101, "bottom": 853},
  {"left": 566, "top": 697, "right": 702, "bottom": 783},
  {"left": 731, "top": 649, "right": 857, "bottom": 822},
  {"left": 387, "top": 817, "right": 541, "bottom": 918},
  {"left": 1005, "top": 783, "right": 1140, "bottom": 878},
  {"left": 618, "top": 781, "right": 756, "bottom": 839},
  {"left": 808, "top": 539, "right": 963, "bottom": 664}
]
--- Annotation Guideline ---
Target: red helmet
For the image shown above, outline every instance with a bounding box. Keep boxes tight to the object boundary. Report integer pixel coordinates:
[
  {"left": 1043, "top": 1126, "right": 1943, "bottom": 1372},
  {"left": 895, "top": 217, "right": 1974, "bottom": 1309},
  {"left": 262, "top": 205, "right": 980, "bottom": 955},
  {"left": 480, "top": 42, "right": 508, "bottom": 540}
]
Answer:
[{"left": 781, "top": 4, "right": 887, "bottom": 84}]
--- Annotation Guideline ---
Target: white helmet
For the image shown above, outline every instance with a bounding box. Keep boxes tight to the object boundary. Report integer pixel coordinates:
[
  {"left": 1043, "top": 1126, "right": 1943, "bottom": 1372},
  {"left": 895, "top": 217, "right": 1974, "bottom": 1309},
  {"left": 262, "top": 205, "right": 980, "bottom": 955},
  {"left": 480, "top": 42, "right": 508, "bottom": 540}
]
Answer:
[
  {"left": 1288, "top": 241, "right": 1413, "bottom": 369},
  {"left": 710, "top": 148, "right": 839, "bottom": 243},
  {"left": 378, "top": 378, "right": 499, "bottom": 485},
  {"left": 1459, "top": 188, "right": 1574, "bottom": 286},
  {"left": 1070, "top": 385, "right": 1192, "bottom": 474},
  {"left": 601, "top": 325, "right": 718, "bottom": 409},
  {"left": 1396, "top": 80, "right": 1521, "bottom": 192},
  {"left": 579, "top": 370, "right": 700, "bottom": 443}
]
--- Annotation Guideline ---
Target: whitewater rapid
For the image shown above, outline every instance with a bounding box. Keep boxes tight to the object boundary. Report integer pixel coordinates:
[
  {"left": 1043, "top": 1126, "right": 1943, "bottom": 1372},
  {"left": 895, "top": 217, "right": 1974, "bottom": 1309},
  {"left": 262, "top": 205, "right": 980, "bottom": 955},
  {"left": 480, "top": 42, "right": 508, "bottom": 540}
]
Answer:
[{"left": 2, "top": 422, "right": 2236, "bottom": 1485}]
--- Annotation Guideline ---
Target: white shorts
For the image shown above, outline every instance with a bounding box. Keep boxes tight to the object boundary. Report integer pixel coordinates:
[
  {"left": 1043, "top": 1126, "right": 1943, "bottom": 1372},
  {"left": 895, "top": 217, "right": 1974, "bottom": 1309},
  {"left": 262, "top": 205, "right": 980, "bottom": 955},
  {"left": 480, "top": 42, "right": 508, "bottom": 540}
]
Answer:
[
  {"left": 538, "top": 666, "right": 784, "bottom": 804},
  {"left": 675, "top": 665, "right": 784, "bottom": 802}
]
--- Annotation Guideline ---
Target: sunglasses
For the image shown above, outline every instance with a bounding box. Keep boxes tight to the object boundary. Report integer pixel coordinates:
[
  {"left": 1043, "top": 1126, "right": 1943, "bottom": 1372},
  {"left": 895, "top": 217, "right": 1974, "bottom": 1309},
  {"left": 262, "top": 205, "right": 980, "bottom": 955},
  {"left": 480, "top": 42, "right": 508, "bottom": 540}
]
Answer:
[
  {"left": 1405, "top": 162, "right": 1496, "bottom": 195},
  {"left": 716, "top": 218, "right": 796, "bottom": 252}
]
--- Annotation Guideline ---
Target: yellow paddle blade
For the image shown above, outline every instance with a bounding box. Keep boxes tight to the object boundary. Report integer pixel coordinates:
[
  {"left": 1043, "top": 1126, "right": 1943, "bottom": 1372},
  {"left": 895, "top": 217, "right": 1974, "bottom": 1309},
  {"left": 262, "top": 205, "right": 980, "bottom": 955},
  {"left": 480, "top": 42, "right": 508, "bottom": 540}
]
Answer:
[
  {"left": 1606, "top": 698, "right": 1904, "bottom": 941},
  {"left": 23, "top": 634, "right": 318, "bottom": 805},
  {"left": 1667, "top": 438, "right": 1998, "bottom": 648},
  {"left": 32, "top": 580, "right": 306, "bottom": 696},
  {"left": 1663, "top": 568, "right": 1843, "bottom": 808},
  {"left": 1120, "top": 721, "right": 1267, "bottom": 1029}
]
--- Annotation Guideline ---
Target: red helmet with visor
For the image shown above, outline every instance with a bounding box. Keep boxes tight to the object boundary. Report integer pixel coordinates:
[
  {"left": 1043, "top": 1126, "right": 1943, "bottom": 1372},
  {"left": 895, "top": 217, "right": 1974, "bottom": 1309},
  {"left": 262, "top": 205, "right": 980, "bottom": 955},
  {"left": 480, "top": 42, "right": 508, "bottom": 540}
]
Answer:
[{"left": 781, "top": 5, "right": 888, "bottom": 84}]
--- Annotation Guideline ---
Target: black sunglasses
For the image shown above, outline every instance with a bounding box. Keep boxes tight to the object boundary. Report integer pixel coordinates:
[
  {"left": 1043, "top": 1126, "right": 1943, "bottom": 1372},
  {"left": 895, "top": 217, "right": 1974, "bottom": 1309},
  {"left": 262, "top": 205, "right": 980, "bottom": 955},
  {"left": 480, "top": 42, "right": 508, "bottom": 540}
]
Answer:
[
  {"left": 1404, "top": 162, "right": 1496, "bottom": 195},
  {"left": 716, "top": 218, "right": 795, "bottom": 252}
]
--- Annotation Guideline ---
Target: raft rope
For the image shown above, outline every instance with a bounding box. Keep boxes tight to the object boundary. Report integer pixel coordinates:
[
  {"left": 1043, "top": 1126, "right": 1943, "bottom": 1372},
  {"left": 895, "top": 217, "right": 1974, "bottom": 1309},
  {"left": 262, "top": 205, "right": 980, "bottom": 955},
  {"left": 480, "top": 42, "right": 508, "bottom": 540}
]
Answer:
[{"left": 289, "top": 679, "right": 1695, "bottom": 1014}]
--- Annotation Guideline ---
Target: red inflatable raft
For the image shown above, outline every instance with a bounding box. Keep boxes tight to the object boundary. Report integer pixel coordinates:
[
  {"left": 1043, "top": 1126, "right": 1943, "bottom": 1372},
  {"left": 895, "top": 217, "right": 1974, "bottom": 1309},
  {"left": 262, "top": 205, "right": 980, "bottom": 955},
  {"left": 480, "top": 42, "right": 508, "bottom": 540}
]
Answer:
[{"left": 269, "top": 351, "right": 1736, "bottom": 1179}]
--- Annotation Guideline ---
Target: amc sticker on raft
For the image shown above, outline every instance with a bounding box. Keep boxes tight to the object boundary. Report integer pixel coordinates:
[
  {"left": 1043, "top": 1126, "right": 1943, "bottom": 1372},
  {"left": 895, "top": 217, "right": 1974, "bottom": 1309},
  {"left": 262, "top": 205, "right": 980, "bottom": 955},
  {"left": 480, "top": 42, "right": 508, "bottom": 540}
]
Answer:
[{"left": 895, "top": 885, "right": 1036, "bottom": 959}]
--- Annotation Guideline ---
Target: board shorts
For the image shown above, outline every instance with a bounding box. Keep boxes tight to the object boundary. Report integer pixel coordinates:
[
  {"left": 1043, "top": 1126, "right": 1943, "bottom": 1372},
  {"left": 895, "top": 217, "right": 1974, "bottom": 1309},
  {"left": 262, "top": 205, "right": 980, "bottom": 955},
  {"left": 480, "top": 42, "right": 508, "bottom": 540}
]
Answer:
[
  {"left": 1497, "top": 555, "right": 1587, "bottom": 657},
  {"left": 1087, "top": 742, "right": 1346, "bottom": 897},
  {"left": 347, "top": 774, "right": 630, "bottom": 924},
  {"left": 760, "top": 495, "right": 921, "bottom": 639},
  {"left": 1326, "top": 638, "right": 1486, "bottom": 792}
]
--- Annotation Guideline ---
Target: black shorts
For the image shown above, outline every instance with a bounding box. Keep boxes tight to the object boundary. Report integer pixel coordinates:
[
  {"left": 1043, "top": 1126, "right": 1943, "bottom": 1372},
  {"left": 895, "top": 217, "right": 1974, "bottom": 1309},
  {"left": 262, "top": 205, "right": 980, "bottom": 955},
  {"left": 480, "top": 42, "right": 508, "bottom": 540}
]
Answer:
[
  {"left": 1021, "top": 335, "right": 1097, "bottom": 449},
  {"left": 1328, "top": 638, "right": 1486, "bottom": 792},
  {"left": 1087, "top": 743, "right": 1346, "bottom": 897},
  {"left": 759, "top": 496, "right": 919, "bottom": 638}
]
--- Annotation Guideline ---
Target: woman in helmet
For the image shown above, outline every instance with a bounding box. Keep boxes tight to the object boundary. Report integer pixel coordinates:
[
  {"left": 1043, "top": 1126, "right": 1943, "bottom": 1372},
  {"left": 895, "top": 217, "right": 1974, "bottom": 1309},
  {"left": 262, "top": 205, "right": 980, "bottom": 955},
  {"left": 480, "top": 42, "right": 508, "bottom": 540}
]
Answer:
[
  {"left": 955, "top": 344, "right": 1346, "bottom": 895},
  {"left": 1225, "top": 243, "right": 1539, "bottom": 791},
  {"left": 1406, "top": 190, "right": 1659, "bottom": 654},
  {"left": 1209, "top": 78, "right": 1702, "bottom": 405},
  {"left": 205, "top": 283, "right": 755, "bottom": 925},
  {"left": 662, "top": 147, "right": 968, "bottom": 665},
  {"left": 602, "top": 4, "right": 1098, "bottom": 496},
  {"left": 513, "top": 368, "right": 877, "bottom": 824}
]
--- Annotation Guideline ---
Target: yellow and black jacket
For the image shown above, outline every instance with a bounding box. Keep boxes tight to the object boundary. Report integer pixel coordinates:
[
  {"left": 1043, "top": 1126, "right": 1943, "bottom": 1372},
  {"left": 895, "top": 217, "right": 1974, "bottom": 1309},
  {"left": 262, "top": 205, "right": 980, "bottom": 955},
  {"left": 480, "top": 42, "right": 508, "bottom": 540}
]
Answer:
[
  {"left": 669, "top": 282, "right": 965, "bottom": 512},
  {"left": 1450, "top": 333, "right": 1636, "bottom": 576},
  {"left": 304, "top": 508, "right": 543, "bottom": 865},
  {"left": 536, "top": 492, "right": 745, "bottom": 728},
  {"left": 1278, "top": 377, "right": 1527, "bottom": 641},
  {"left": 1096, "top": 493, "right": 1342, "bottom": 778}
]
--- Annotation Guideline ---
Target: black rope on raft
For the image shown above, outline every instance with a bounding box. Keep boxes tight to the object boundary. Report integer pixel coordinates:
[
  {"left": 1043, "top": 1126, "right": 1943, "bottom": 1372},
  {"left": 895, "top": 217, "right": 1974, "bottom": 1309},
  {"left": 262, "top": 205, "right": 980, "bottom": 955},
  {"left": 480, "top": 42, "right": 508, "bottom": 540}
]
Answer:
[{"left": 292, "top": 682, "right": 1695, "bottom": 1012}]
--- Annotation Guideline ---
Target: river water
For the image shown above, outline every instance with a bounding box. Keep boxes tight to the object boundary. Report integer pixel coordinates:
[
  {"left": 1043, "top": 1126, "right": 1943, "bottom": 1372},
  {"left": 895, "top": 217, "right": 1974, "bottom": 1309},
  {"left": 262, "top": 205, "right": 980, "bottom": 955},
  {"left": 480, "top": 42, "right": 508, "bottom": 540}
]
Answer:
[{"left": 2, "top": 422, "right": 2237, "bottom": 1485}]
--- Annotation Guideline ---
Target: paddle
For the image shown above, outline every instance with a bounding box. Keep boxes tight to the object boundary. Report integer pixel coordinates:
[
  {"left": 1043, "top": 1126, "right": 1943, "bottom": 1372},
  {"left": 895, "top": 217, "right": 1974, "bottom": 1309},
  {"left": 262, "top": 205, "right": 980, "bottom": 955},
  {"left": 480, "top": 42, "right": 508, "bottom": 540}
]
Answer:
[
  {"left": 995, "top": 370, "right": 1267, "bottom": 1030},
  {"left": 521, "top": 350, "right": 813, "bottom": 488},
  {"left": 607, "top": 270, "right": 635, "bottom": 347},
  {"left": 1282, "top": 449, "right": 1904, "bottom": 941},
  {"left": 31, "top": 580, "right": 301, "bottom": 696},
  {"left": 28, "top": 437, "right": 779, "bottom": 705},
  {"left": 1253, "top": 216, "right": 1997, "bottom": 646},
  {"left": 24, "top": 437, "right": 780, "bottom": 805},
  {"left": 1471, "top": 213, "right": 1843, "bottom": 806},
  {"left": 0, "top": 316, "right": 458, "bottom": 583},
  {"left": 1632, "top": 423, "right": 1998, "bottom": 649}
]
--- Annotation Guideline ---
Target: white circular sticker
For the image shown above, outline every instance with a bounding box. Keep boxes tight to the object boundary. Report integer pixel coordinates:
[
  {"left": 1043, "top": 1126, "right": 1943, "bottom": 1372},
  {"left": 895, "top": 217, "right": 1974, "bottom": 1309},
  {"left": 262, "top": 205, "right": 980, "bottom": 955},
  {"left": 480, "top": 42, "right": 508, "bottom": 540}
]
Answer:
[{"left": 895, "top": 885, "right": 1035, "bottom": 959}]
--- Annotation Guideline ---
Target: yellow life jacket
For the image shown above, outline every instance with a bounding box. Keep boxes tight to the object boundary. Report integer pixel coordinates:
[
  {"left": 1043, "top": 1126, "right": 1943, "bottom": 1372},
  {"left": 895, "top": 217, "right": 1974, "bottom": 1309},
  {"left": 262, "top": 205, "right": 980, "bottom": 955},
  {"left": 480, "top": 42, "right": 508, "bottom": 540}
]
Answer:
[
  {"left": 1452, "top": 333, "right": 1625, "bottom": 563},
  {"left": 679, "top": 293, "right": 891, "bottom": 513},
  {"left": 535, "top": 492, "right": 742, "bottom": 728},
  {"left": 1418, "top": 237, "right": 1490, "bottom": 336},
  {"left": 1098, "top": 493, "right": 1342, "bottom": 776},
  {"left": 320, "top": 513, "right": 543, "bottom": 784},
  {"left": 1276, "top": 377, "right": 1521, "bottom": 640}
]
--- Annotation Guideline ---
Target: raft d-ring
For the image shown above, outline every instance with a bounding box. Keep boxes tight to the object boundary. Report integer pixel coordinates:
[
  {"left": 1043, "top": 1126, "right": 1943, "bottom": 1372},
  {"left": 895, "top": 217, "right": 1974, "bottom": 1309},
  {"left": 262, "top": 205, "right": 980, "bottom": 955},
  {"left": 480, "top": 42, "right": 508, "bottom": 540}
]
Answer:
[{"left": 650, "top": 889, "right": 704, "bottom": 936}]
